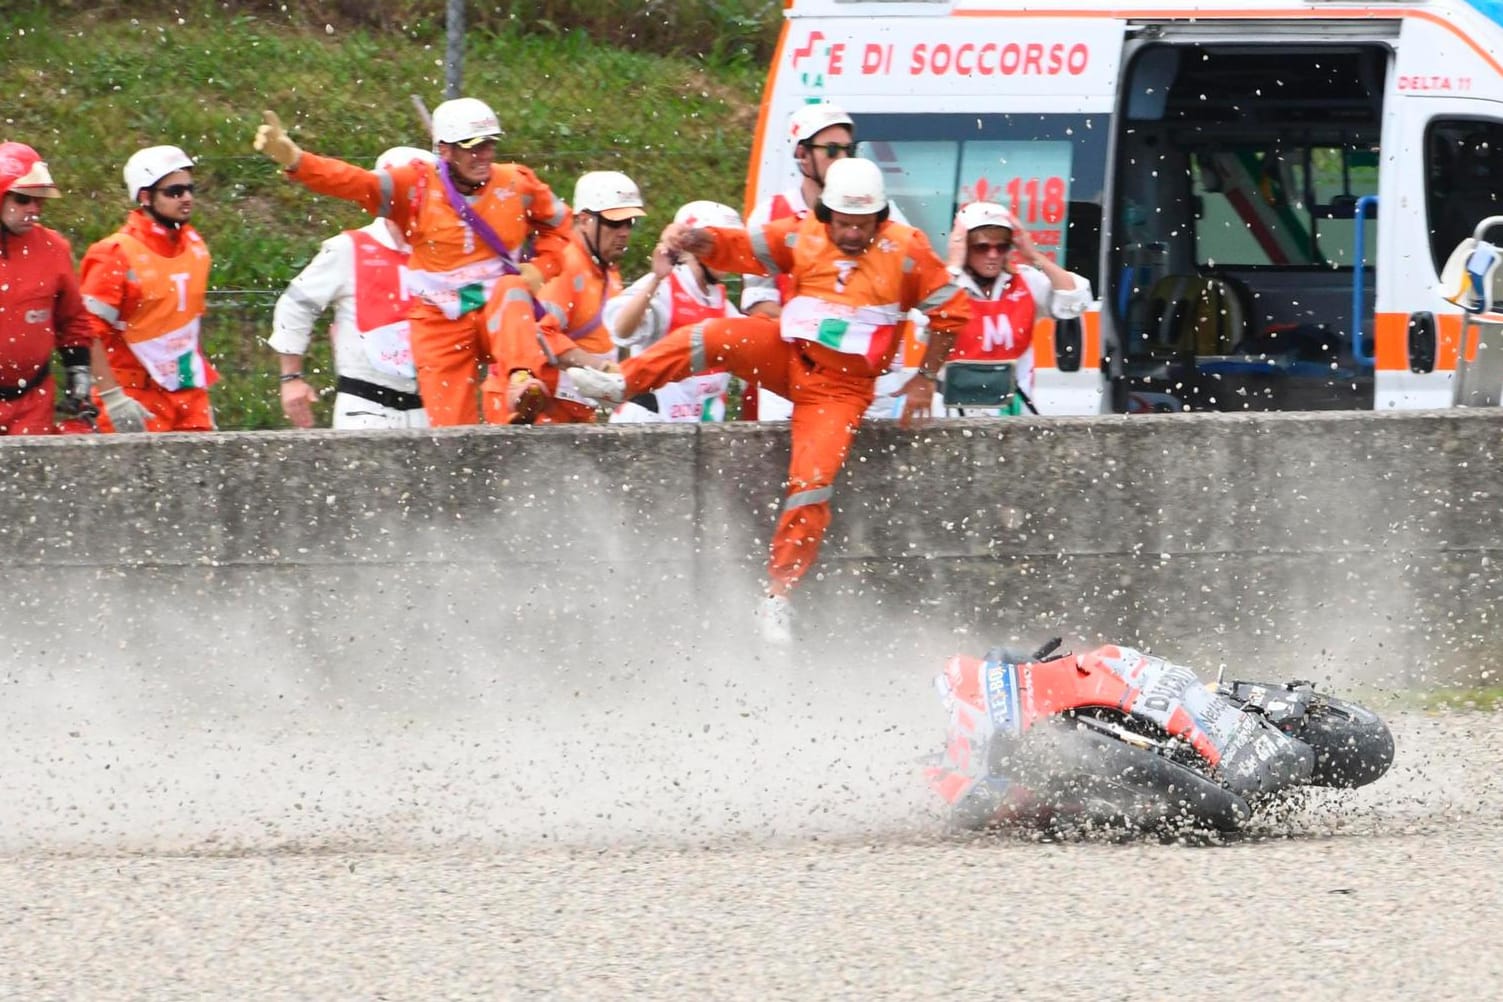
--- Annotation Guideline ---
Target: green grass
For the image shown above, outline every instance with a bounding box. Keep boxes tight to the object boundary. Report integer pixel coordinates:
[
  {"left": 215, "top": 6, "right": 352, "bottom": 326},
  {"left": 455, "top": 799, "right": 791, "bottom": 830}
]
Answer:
[
  {"left": 0, "top": 7, "right": 766, "bottom": 428},
  {"left": 1420, "top": 686, "right": 1503, "bottom": 712}
]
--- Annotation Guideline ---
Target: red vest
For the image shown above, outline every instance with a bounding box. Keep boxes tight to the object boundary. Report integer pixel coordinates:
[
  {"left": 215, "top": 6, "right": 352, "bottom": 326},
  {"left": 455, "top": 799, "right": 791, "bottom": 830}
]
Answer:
[
  {"left": 952, "top": 273, "right": 1037, "bottom": 361},
  {"left": 349, "top": 230, "right": 412, "bottom": 334},
  {"left": 667, "top": 272, "right": 731, "bottom": 374},
  {"left": 666, "top": 272, "right": 728, "bottom": 329}
]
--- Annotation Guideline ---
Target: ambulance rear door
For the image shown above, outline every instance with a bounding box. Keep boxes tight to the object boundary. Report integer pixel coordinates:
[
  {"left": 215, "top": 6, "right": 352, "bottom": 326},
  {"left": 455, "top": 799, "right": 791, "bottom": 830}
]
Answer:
[{"left": 1104, "top": 18, "right": 1400, "bottom": 413}]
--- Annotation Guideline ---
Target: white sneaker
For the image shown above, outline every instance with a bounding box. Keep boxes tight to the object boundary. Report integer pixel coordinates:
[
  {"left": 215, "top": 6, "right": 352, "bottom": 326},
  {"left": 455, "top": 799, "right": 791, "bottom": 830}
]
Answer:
[
  {"left": 757, "top": 594, "right": 794, "bottom": 645},
  {"left": 567, "top": 366, "right": 626, "bottom": 403}
]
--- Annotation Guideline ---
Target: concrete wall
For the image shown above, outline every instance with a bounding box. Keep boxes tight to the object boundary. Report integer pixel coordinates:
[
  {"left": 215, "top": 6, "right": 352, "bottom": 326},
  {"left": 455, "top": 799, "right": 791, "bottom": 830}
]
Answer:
[{"left": 2, "top": 410, "right": 1500, "bottom": 687}]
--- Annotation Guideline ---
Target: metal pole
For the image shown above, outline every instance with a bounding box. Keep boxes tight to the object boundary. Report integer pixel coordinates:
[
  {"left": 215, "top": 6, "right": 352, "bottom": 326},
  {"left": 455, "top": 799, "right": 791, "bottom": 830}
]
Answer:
[{"left": 445, "top": 0, "right": 465, "bottom": 99}]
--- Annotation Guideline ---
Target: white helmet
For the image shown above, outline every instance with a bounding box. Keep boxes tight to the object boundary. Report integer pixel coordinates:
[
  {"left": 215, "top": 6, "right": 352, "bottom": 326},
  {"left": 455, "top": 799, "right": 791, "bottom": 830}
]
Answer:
[
  {"left": 431, "top": 97, "right": 502, "bottom": 147},
  {"left": 819, "top": 158, "right": 886, "bottom": 215},
  {"left": 573, "top": 170, "right": 646, "bottom": 221},
  {"left": 673, "top": 200, "right": 742, "bottom": 230},
  {"left": 375, "top": 146, "right": 438, "bottom": 171},
  {"left": 123, "top": 145, "right": 194, "bottom": 201},
  {"left": 957, "top": 201, "right": 1019, "bottom": 233},
  {"left": 789, "top": 102, "right": 854, "bottom": 145}
]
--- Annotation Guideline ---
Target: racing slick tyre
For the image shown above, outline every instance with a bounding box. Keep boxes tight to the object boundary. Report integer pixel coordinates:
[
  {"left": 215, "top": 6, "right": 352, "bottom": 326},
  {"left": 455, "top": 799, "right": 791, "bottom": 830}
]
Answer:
[
  {"left": 1285, "top": 695, "right": 1395, "bottom": 789},
  {"left": 1006, "top": 720, "right": 1251, "bottom": 833}
]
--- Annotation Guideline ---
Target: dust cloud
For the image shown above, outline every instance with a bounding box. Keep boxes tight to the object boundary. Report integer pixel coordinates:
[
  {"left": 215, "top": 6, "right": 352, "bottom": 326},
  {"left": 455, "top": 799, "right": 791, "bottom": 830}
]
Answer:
[
  {"left": 0, "top": 487, "right": 961, "bottom": 857},
  {"left": 2, "top": 425, "right": 1484, "bottom": 857}
]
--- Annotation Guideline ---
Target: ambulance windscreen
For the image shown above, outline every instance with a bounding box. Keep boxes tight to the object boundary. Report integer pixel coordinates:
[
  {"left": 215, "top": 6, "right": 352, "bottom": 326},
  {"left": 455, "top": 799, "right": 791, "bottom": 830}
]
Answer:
[{"left": 855, "top": 112, "right": 1107, "bottom": 292}]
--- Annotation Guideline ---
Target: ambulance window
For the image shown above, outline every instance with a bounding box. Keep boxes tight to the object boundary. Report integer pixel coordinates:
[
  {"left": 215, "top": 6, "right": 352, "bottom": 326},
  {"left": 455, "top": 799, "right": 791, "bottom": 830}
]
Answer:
[
  {"left": 856, "top": 113, "right": 1107, "bottom": 289},
  {"left": 1426, "top": 120, "right": 1503, "bottom": 274},
  {"left": 1304, "top": 147, "right": 1381, "bottom": 266},
  {"left": 1193, "top": 147, "right": 1378, "bottom": 268},
  {"left": 872, "top": 140, "right": 959, "bottom": 241}
]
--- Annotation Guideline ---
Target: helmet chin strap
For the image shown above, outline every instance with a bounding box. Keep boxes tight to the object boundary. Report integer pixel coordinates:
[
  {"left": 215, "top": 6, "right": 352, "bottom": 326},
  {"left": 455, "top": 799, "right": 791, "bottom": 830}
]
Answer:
[
  {"left": 582, "top": 214, "right": 606, "bottom": 268},
  {"left": 799, "top": 154, "right": 827, "bottom": 189}
]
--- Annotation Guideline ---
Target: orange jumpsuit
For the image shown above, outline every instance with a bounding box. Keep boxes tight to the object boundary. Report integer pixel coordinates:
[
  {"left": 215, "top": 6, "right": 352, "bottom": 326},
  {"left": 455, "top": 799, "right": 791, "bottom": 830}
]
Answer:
[
  {"left": 285, "top": 153, "right": 572, "bottom": 426},
  {"left": 481, "top": 237, "right": 622, "bottom": 424},
  {"left": 620, "top": 213, "right": 969, "bottom": 595},
  {"left": 79, "top": 209, "right": 218, "bottom": 432}
]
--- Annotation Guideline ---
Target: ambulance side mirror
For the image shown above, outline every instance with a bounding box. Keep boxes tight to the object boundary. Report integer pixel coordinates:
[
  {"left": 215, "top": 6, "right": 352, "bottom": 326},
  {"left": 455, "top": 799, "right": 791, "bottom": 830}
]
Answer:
[
  {"left": 1055, "top": 317, "right": 1083, "bottom": 373},
  {"left": 1408, "top": 311, "right": 1437, "bottom": 374}
]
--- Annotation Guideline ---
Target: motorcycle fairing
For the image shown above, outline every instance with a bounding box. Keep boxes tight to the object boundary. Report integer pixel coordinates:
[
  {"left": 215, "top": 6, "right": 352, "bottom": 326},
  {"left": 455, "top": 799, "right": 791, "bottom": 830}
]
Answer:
[
  {"left": 980, "top": 659, "right": 1023, "bottom": 737},
  {"left": 1088, "top": 646, "right": 1309, "bottom": 793},
  {"left": 1088, "top": 645, "right": 1260, "bottom": 766},
  {"left": 926, "top": 656, "right": 996, "bottom": 806}
]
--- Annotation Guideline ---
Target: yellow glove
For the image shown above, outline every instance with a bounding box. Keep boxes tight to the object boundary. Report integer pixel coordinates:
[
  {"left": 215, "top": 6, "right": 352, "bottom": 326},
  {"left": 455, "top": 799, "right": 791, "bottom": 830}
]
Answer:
[
  {"left": 253, "top": 110, "right": 303, "bottom": 170},
  {"left": 519, "top": 263, "right": 544, "bottom": 294}
]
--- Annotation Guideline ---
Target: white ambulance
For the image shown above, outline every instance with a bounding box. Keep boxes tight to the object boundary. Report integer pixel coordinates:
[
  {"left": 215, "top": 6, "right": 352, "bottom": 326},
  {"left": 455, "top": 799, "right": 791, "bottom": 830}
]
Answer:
[{"left": 747, "top": 0, "right": 1503, "bottom": 413}]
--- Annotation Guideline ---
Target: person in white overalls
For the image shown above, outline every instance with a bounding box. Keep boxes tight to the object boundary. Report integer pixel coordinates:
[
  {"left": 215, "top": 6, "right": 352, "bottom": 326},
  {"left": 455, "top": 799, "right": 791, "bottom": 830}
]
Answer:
[
  {"left": 605, "top": 200, "right": 745, "bottom": 424},
  {"left": 269, "top": 146, "right": 435, "bottom": 430}
]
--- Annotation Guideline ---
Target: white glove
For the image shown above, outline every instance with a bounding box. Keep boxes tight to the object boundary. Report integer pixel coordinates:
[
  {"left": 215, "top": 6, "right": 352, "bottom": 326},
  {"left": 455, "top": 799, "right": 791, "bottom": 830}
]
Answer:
[
  {"left": 99, "top": 386, "right": 151, "bottom": 433},
  {"left": 254, "top": 110, "right": 303, "bottom": 170}
]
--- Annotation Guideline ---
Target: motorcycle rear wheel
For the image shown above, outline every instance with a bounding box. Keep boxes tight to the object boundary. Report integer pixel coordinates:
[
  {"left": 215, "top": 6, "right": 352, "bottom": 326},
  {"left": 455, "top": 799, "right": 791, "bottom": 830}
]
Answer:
[{"left": 1013, "top": 721, "right": 1252, "bottom": 833}]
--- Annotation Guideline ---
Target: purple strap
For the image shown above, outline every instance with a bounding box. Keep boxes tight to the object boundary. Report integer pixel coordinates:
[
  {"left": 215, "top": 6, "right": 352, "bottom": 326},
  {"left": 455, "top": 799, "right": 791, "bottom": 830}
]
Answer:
[
  {"left": 569, "top": 306, "right": 605, "bottom": 341},
  {"left": 561, "top": 257, "right": 615, "bottom": 342},
  {"left": 437, "top": 161, "right": 545, "bottom": 321}
]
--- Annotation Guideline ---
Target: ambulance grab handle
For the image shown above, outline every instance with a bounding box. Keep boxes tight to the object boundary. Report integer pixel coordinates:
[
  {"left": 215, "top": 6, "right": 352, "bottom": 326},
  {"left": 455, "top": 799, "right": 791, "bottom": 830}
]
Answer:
[
  {"left": 1470, "top": 216, "right": 1503, "bottom": 242},
  {"left": 1351, "top": 195, "right": 1379, "bottom": 366}
]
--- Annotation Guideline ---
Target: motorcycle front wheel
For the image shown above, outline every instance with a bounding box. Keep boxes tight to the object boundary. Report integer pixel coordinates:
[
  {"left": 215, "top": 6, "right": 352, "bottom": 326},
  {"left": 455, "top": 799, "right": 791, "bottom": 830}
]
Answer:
[{"left": 1286, "top": 694, "right": 1395, "bottom": 789}]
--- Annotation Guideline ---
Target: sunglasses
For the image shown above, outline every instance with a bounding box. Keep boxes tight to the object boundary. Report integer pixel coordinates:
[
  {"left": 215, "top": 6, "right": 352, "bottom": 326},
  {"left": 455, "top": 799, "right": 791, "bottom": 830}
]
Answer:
[
  {"left": 597, "top": 216, "right": 636, "bottom": 230},
  {"left": 156, "top": 183, "right": 195, "bottom": 198},
  {"left": 968, "top": 241, "right": 1012, "bottom": 255},
  {"left": 803, "top": 141, "right": 858, "bottom": 158},
  {"left": 6, "top": 193, "right": 42, "bottom": 206},
  {"left": 454, "top": 135, "right": 499, "bottom": 150}
]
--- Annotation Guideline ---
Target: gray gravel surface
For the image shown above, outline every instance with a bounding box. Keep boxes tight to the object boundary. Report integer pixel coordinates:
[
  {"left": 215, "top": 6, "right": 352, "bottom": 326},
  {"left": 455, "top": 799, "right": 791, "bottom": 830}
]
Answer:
[{"left": 2, "top": 649, "right": 1499, "bottom": 1000}]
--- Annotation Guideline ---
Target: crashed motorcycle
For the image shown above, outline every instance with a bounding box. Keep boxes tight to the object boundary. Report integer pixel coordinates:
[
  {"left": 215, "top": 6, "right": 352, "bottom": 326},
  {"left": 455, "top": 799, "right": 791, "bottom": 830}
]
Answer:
[{"left": 925, "top": 639, "right": 1394, "bottom": 833}]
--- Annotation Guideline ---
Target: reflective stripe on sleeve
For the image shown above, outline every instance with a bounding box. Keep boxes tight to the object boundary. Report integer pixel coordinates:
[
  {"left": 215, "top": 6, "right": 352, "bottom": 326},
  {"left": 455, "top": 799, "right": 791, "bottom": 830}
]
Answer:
[
  {"left": 689, "top": 322, "right": 708, "bottom": 373},
  {"left": 486, "top": 285, "right": 539, "bottom": 333},
  {"left": 784, "top": 486, "right": 833, "bottom": 511},
  {"left": 917, "top": 280, "right": 962, "bottom": 312},
  {"left": 375, "top": 170, "right": 394, "bottom": 219},
  {"left": 82, "top": 294, "right": 122, "bottom": 328},
  {"left": 748, "top": 229, "right": 782, "bottom": 275}
]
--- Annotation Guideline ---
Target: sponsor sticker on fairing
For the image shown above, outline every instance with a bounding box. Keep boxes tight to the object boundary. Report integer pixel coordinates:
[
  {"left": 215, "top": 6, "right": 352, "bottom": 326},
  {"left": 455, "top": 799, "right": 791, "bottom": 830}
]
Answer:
[
  {"left": 982, "top": 660, "right": 1022, "bottom": 736},
  {"left": 1104, "top": 647, "right": 1248, "bottom": 754}
]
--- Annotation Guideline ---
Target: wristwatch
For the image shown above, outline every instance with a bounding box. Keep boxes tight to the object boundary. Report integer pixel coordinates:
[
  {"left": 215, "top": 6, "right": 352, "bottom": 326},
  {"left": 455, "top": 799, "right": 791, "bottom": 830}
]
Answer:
[{"left": 916, "top": 366, "right": 942, "bottom": 382}]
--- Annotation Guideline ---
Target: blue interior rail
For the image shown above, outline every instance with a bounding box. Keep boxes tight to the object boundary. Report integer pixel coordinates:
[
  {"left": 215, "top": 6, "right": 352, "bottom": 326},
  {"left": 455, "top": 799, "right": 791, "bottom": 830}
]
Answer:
[{"left": 1352, "top": 195, "right": 1379, "bottom": 366}]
